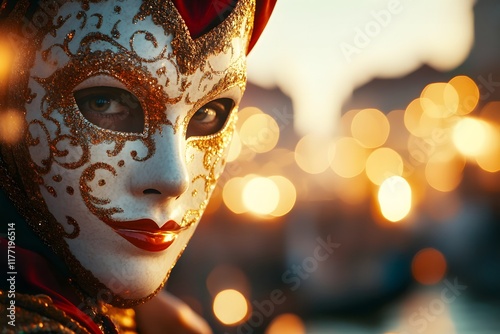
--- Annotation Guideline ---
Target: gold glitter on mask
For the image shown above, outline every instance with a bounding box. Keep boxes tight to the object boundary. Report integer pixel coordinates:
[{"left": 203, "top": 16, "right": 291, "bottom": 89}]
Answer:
[
  {"left": 134, "top": 0, "right": 255, "bottom": 75},
  {"left": 0, "top": 0, "right": 256, "bottom": 310}
]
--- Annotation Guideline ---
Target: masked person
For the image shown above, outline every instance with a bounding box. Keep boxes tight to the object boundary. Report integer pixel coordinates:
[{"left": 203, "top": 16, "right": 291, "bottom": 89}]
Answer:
[{"left": 0, "top": 0, "right": 276, "bottom": 332}]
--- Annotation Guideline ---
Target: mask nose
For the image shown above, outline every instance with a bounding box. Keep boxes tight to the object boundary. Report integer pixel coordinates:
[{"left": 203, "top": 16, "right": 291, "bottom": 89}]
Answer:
[{"left": 129, "top": 130, "right": 189, "bottom": 200}]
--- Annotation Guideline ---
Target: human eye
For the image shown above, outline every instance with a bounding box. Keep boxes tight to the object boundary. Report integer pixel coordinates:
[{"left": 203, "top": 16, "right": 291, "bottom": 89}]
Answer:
[
  {"left": 186, "top": 98, "right": 235, "bottom": 138},
  {"left": 73, "top": 87, "right": 144, "bottom": 133}
]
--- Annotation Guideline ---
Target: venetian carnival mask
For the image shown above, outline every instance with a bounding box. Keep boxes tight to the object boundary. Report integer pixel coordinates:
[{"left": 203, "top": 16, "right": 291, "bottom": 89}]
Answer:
[{"left": 0, "top": 0, "right": 259, "bottom": 307}]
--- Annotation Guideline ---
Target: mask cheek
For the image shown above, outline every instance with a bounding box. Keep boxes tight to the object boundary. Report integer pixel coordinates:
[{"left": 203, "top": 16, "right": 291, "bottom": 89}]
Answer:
[{"left": 183, "top": 121, "right": 235, "bottom": 224}]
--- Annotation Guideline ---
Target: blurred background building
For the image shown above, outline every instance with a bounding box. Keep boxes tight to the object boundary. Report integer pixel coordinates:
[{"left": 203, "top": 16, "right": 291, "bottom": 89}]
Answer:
[{"left": 167, "top": 1, "right": 500, "bottom": 333}]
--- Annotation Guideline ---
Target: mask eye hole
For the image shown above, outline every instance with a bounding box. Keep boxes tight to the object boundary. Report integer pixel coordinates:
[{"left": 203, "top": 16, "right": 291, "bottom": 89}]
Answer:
[
  {"left": 73, "top": 86, "right": 144, "bottom": 133},
  {"left": 187, "top": 98, "right": 235, "bottom": 138}
]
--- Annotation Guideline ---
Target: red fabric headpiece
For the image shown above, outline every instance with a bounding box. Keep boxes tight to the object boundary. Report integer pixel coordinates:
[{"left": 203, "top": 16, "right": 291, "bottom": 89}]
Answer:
[{"left": 171, "top": 0, "right": 276, "bottom": 53}]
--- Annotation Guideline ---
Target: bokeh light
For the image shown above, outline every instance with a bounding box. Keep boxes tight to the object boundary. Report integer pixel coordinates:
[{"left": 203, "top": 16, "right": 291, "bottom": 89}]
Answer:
[
  {"left": 425, "top": 153, "right": 465, "bottom": 192},
  {"left": 411, "top": 248, "right": 447, "bottom": 285},
  {"left": 222, "top": 177, "right": 247, "bottom": 214},
  {"left": 340, "top": 109, "right": 361, "bottom": 136},
  {"left": 448, "top": 75, "right": 480, "bottom": 115},
  {"left": 269, "top": 175, "right": 296, "bottom": 217},
  {"left": 227, "top": 131, "right": 242, "bottom": 162},
  {"left": 0, "top": 110, "right": 24, "bottom": 144},
  {"left": 475, "top": 102, "right": 500, "bottom": 172},
  {"left": 351, "top": 108, "right": 390, "bottom": 148},
  {"left": 452, "top": 117, "right": 489, "bottom": 157},
  {"left": 237, "top": 107, "right": 264, "bottom": 128},
  {"left": 404, "top": 98, "right": 442, "bottom": 138},
  {"left": 378, "top": 176, "right": 412, "bottom": 222},
  {"left": 265, "top": 313, "right": 306, "bottom": 334},
  {"left": 365, "top": 148, "right": 404, "bottom": 185},
  {"left": 0, "top": 41, "right": 13, "bottom": 82},
  {"left": 242, "top": 176, "right": 280, "bottom": 215},
  {"left": 213, "top": 289, "right": 249, "bottom": 325},
  {"left": 294, "top": 135, "right": 334, "bottom": 174},
  {"left": 330, "top": 137, "right": 369, "bottom": 178},
  {"left": 239, "top": 113, "right": 280, "bottom": 153},
  {"left": 475, "top": 125, "right": 500, "bottom": 173},
  {"left": 480, "top": 101, "right": 500, "bottom": 125},
  {"left": 420, "top": 82, "right": 459, "bottom": 118}
]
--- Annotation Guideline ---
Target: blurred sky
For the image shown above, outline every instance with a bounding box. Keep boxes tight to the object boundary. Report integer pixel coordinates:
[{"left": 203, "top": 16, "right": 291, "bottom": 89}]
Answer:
[{"left": 247, "top": 0, "right": 475, "bottom": 136}]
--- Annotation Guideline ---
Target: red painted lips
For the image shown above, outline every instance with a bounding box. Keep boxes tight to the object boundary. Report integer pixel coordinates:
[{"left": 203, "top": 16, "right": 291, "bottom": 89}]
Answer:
[{"left": 109, "top": 219, "right": 182, "bottom": 252}]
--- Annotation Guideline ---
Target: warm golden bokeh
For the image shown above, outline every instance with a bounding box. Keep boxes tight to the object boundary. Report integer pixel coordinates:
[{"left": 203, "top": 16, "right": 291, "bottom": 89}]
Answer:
[
  {"left": 448, "top": 75, "right": 480, "bottom": 115},
  {"left": 404, "top": 98, "right": 442, "bottom": 137},
  {"left": 341, "top": 109, "right": 361, "bottom": 136},
  {"left": 265, "top": 313, "right": 306, "bottom": 334},
  {"left": 227, "top": 131, "right": 242, "bottom": 162},
  {"left": 220, "top": 75, "right": 496, "bottom": 224},
  {"left": 425, "top": 153, "right": 465, "bottom": 192},
  {"left": 452, "top": 117, "right": 490, "bottom": 157},
  {"left": 0, "top": 110, "right": 24, "bottom": 144},
  {"left": 269, "top": 175, "right": 296, "bottom": 217},
  {"left": 480, "top": 101, "right": 500, "bottom": 125},
  {"left": 365, "top": 148, "right": 404, "bottom": 185},
  {"left": 222, "top": 177, "right": 248, "bottom": 214},
  {"left": 239, "top": 113, "right": 280, "bottom": 153},
  {"left": 411, "top": 248, "right": 447, "bottom": 285},
  {"left": 475, "top": 127, "right": 500, "bottom": 173},
  {"left": 242, "top": 176, "right": 280, "bottom": 215},
  {"left": 420, "top": 82, "right": 459, "bottom": 118},
  {"left": 378, "top": 176, "right": 412, "bottom": 222},
  {"left": 237, "top": 107, "right": 264, "bottom": 129},
  {"left": 294, "top": 135, "right": 334, "bottom": 174},
  {"left": 213, "top": 289, "right": 249, "bottom": 325},
  {"left": 330, "top": 137, "right": 369, "bottom": 178},
  {"left": 351, "top": 108, "right": 390, "bottom": 148},
  {"left": 0, "top": 41, "right": 13, "bottom": 83}
]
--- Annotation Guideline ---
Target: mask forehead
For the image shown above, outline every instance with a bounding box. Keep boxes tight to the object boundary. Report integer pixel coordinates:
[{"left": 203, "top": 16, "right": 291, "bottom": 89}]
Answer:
[{"left": 1, "top": 0, "right": 255, "bottom": 306}]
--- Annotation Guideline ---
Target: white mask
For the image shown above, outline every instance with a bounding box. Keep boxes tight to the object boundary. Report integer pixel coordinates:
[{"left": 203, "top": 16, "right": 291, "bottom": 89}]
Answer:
[{"left": 1, "top": 0, "right": 254, "bottom": 307}]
